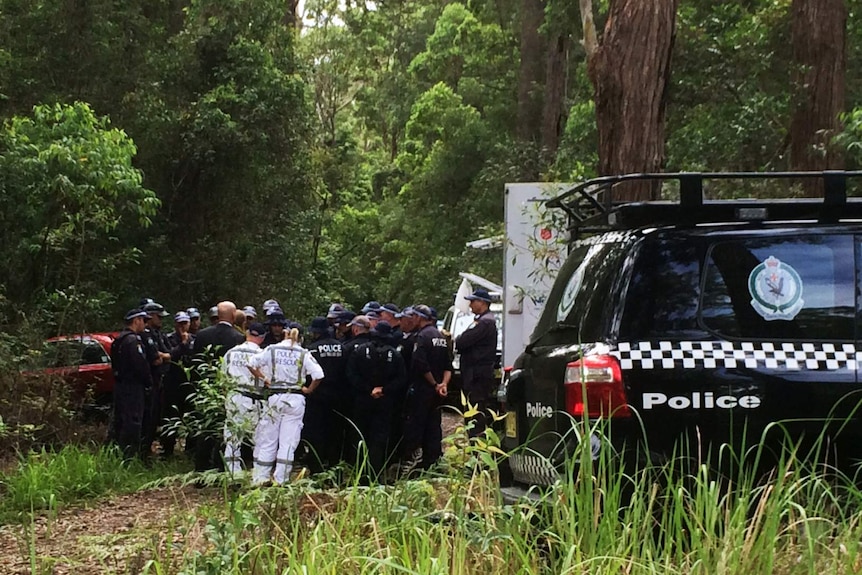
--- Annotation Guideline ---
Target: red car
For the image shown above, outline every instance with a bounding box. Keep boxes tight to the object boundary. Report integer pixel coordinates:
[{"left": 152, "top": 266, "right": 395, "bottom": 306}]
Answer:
[{"left": 31, "top": 333, "right": 119, "bottom": 406}]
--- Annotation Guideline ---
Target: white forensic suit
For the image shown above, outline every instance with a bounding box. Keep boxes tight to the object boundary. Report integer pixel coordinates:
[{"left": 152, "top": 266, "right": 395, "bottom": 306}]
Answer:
[
  {"left": 222, "top": 340, "right": 264, "bottom": 475},
  {"left": 247, "top": 339, "right": 324, "bottom": 485}
]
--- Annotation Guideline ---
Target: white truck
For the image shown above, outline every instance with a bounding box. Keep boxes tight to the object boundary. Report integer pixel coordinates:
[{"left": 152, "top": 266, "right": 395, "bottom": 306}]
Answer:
[
  {"left": 501, "top": 183, "right": 570, "bottom": 369},
  {"left": 443, "top": 183, "right": 570, "bottom": 393}
]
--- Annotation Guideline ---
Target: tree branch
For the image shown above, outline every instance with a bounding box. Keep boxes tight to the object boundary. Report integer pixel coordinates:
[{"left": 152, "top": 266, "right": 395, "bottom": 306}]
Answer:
[{"left": 579, "top": 0, "right": 599, "bottom": 58}]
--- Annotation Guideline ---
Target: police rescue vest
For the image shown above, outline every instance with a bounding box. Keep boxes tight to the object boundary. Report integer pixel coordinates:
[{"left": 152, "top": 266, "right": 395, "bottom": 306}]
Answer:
[
  {"left": 223, "top": 345, "right": 263, "bottom": 395},
  {"left": 267, "top": 345, "right": 307, "bottom": 392}
]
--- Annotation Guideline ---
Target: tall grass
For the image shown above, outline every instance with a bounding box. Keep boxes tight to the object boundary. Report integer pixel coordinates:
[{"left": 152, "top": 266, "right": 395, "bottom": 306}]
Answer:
[
  {"left": 0, "top": 444, "right": 187, "bottom": 523},
  {"left": 7, "top": 417, "right": 862, "bottom": 574},
  {"left": 131, "top": 416, "right": 862, "bottom": 575}
]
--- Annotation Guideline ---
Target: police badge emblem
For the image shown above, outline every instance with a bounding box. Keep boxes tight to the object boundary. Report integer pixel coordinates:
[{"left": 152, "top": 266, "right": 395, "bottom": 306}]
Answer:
[{"left": 748, "top": 255, "right": 804, "bottom": 321}]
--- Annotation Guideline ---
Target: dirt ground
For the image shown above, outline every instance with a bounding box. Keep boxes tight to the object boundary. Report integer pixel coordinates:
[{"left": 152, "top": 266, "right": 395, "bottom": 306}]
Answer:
[
  {"left": 0, "top": 412, "right": 466, "bottom": 574},
  {"left": 0, "top": 486, "right": 211, "bottom": 575}
]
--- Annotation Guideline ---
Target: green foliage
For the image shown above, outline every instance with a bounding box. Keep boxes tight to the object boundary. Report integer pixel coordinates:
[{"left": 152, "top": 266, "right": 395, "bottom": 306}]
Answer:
[
  {"left": 1, "top": 0, "right": 860, "bottom": 329},
  {"left": 836, "top": 106, "right": 862, "bottom": 169},
  {"left": 133, "top": 419, "right": 862, "bottom": 574},
  {"left": 667, "top": 0, "right": 792, "bottom": 171},
  {"left": 164, "top": 350, "right": 231, "bottom": 449},
  {"left": 0, "top": 444, "right": 187, "bottom": 524},
  {"left": 0, "top": 102, "right": 158, "bottom": 329},
  {"left": 121, "top": 0, "right": 319, "bottom": 317},
  {"left": 408, "top": 3, "right": 515, "bottom": 126}
]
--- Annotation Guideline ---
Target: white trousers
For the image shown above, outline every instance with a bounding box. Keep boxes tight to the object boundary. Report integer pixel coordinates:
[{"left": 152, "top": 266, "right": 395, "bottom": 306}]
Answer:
[
  {"left": 253, "top": 393, "right": 306, "bottom": 485},
  {"left": 224, "top": 392, "right": 261, "bottom": 475}
]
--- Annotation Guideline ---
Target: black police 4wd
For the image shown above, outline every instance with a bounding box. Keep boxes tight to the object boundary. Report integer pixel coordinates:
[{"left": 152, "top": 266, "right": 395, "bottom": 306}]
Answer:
[{"left": 499, "top": 172, "right": 862, "bottom": 501}]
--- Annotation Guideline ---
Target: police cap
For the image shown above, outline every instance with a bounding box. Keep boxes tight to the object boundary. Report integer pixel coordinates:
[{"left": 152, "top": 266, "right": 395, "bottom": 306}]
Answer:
[
  {"left": 247, "top": 322, "right": 267, "bottom": 337},
  {"left": 265, "top": 310, "right": 287, "bottom": 326},
  {"left": 465, "top": 288, "right": 493, "bottom": 303},
  {"left": 410, "top": 305, "right": 433, "bottom": 320},
  {"left": 124, "top": 309, "right": 148, "bottom": 322},
  {"left": 370, "top": 320, "right": 392, "bottom": 337},
  {"left": 326, "top": 303, "right": 345, "bottom": 319},
  {"left": 361, "top": 301, "right": 382, "bottom": 314},
  {"left": 309, "top": 317, "right": 329, "bottom": 334},
  {"left": 143, "top": 301, "right": 170, "bottom": 317},
  {"left": 335, "top": 310, "right": 356, "bottom": 325}
]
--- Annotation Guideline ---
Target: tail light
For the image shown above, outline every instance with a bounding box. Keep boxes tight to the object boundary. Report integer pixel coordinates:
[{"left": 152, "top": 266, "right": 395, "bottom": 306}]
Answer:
[
  {"left": 564, "top": 355, "right": 630, "bottom": 418},
  {"left": 497, "top": 366, "right": 514, "bottom": 406}
]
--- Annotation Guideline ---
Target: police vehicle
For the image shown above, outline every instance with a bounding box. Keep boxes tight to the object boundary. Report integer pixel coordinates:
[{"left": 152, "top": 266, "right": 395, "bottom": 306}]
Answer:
[{"left": 498, "top": 171, "right": 862, "bottom": 501}]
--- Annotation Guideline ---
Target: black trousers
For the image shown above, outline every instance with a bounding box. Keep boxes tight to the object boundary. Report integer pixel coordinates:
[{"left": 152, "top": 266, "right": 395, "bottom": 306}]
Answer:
[
  {"left": 301, "top": 393, "right": 346, "bottom": 472},
  {"left": 160, "top": 379, "right": 192, "bottom": 455},
  {"left": 194, "top": 435, "right": 223, "bottom": 472},
  {"left": 402, "top": 384, "right": 442, "bottom": 467},
  {"left": 352, "top": 395, "right": 394, "bottom": 477},
  {"left": 462, "top": 365, "right": 497, "bottom": 438},
  {"left": 113, "top": 382, "right": 146, "bottom": 460}
]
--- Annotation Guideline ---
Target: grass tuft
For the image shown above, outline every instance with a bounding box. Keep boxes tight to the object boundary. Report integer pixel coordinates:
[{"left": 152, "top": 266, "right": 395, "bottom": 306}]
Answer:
[{"left": 0, "top": 444, "right": 189, "bottom": 524}]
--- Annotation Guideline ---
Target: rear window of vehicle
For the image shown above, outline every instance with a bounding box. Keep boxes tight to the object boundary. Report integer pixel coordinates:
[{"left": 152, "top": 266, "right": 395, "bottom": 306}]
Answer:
[
  {"left": 618, "top": 237, "right": 703, "bottom": 339},
  {"left": 36, "top": 340, "right": 109, "bottom": 368},
  {"left": 701, "top": 235, "right": 855, "bottom": 340},
  {"left": 532, "top": 239, "right": 631, "bottom": 343}
]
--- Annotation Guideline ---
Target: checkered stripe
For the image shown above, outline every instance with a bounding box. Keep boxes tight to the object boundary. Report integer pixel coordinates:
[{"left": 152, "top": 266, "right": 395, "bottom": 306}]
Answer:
[
  {"left": 509, "top": 453, "right": 560, "bottom": 486},
  {"left": 573, "top": 230, "right": 637, "bottom": 246},
  {"left": 611, "top": 341, "right": 859, "bottom": 371}
]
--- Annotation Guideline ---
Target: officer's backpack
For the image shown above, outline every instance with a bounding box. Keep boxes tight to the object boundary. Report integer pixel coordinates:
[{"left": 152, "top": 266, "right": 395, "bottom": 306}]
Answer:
[{"left": 357, "top": 340, "right": 397, "bottom": 387}]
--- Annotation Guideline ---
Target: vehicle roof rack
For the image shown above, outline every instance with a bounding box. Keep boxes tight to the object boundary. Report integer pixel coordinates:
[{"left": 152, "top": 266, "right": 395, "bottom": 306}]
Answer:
[{"left": 545, "top": 171, "right": 862, "bottom": 237}]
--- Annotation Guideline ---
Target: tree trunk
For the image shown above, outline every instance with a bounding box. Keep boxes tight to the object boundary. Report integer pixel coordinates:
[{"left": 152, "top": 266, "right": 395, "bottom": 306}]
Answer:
[
  {"left": 587, "top": 0, "right": 678, "bottom": 201},
  {"left": 542, "top": 32, "right": 570, "bottom": 157},
  {"left": 789, "top": 0, "right": 846, "bottom": 196},
  {"left": 516, "top": 0, "right": 546, "bottom": 148},
  {"left": 284, "top": 0, "right": 301, "bottom": 30}
]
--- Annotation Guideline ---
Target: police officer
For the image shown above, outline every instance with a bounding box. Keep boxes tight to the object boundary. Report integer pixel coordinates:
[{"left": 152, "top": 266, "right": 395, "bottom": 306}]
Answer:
[
  {"left": 380, "top": 304, "right": 403, "bottom": 340},
  {"left": 247, "top": 326, "right": 324, "bottom": 486},
  {"left": 341, "top": 315, "right": 372, "bottom": 463},
  {"left": 243, "top": 306, "right": 258, "bottom": 320},
  {"left": 222, "top": 322, "right": 267, "bottom": 476},
  {"left": 261, "top": 309, "right": 287, "bottom": 348},
  {"left": 160, "top": 311, "right": 195, "bottom": 457},
  {"left": 399, "top": 305, "right": 452, "bottom": 475},
  {"left": 454, "top": 288, "right": 499, "bottom": 437},
  {"left": 191, "top": 301, "right": 247, "bottom": 471},
  {"left": 334, "top": 310, "right": 356, "bottom": 343},
  {"left": 110, "top": 309, "right": 153, "bottom": 460},
  {"left": 187, "top": 308, "right": 202, "bottom": 335},
  {"left": 141, "top": 301, "right": 172, "bottom": 459},
  {"left": 389, "top": 306, "right": 415, "bottom": 461},
  {"left": 326, "top": 303, "right": 345, "bottom": 337},
  {"left": 346, "top": 320, "right": 406, "bottom": 478},
  {"left": 208, "top": 306, "right": 219, "bottom": 326},
  {"left": 302, "top": 317, "right": 347, "bottom": 471},
  {"left": 395, "top": 307, "right": 418, "bottom": 387}
]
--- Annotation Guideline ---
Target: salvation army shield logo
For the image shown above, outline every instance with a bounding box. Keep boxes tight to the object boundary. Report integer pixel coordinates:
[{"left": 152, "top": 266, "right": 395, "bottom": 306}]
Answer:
[{"left": 748, "top": 256, "right": 804, "bottom": 321}]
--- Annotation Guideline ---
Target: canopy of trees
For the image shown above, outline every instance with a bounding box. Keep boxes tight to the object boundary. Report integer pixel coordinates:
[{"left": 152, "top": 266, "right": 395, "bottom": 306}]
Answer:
[{"left": 0, "top": 0, "right": 860, "bottom": 333}]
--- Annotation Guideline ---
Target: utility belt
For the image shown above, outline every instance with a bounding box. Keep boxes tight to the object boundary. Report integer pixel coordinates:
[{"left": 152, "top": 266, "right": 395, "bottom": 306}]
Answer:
[
  {"left": 270, "top": 388, "right": 306, "bottom": 396},
  {"left": 239, "top": 386, "right": 304, "bottom": 401}
]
